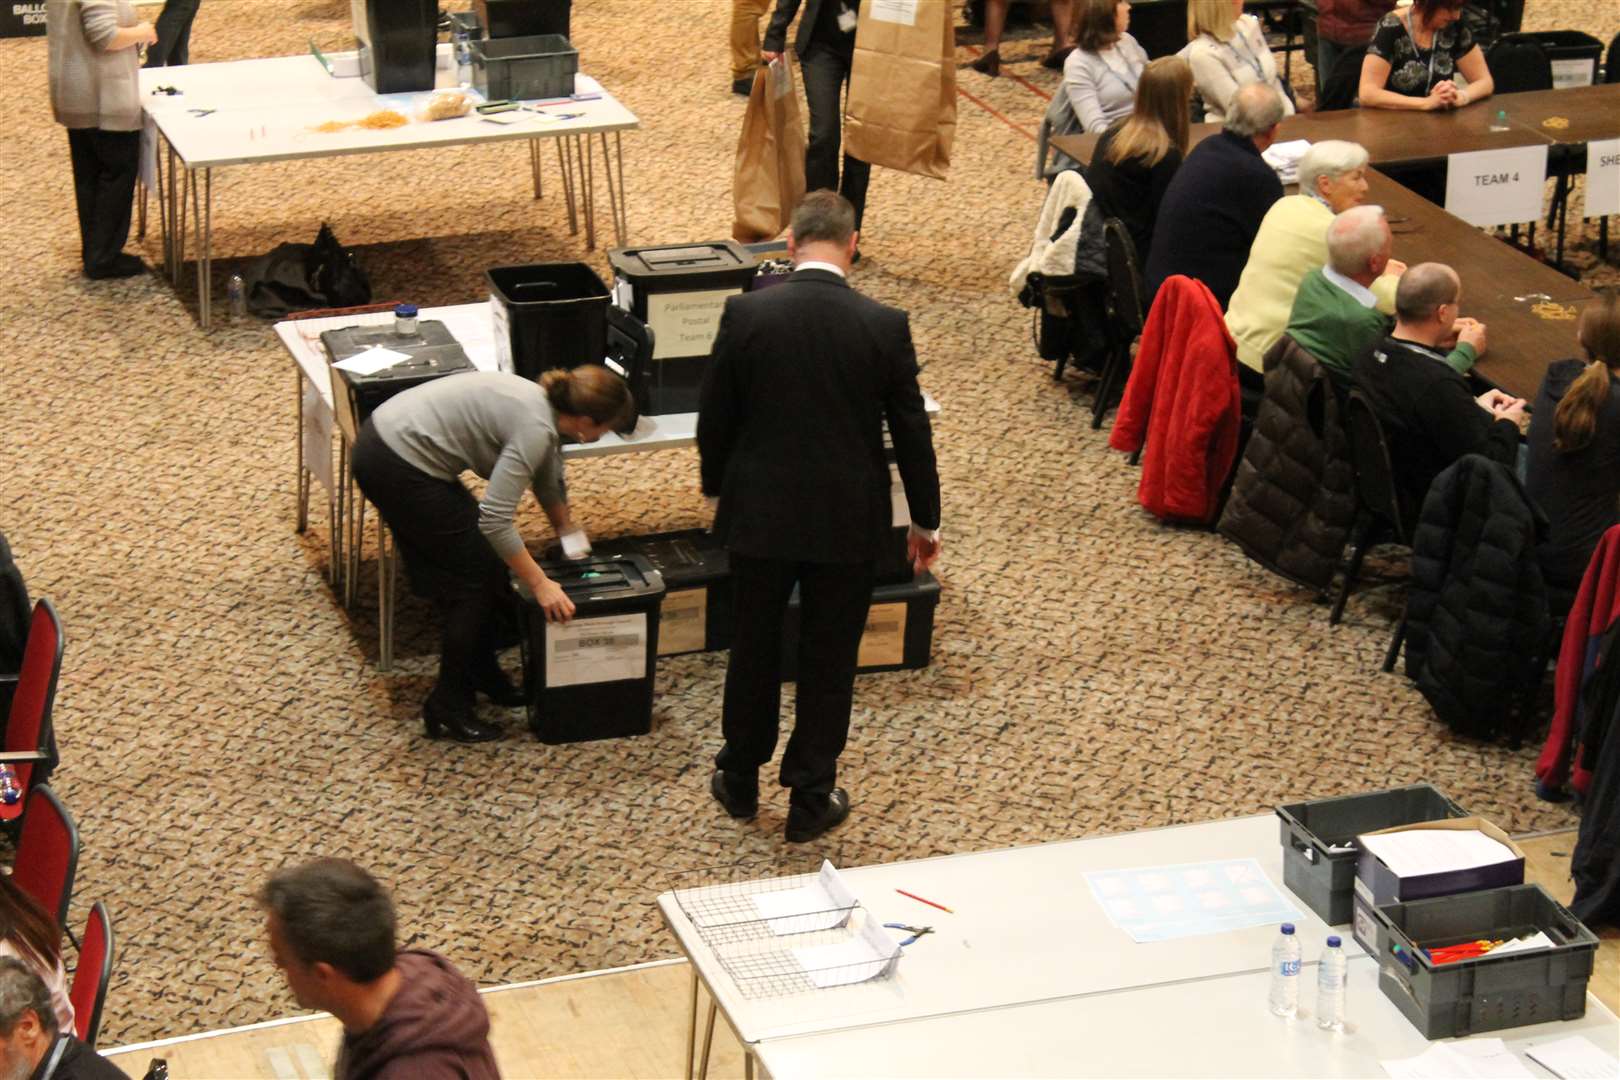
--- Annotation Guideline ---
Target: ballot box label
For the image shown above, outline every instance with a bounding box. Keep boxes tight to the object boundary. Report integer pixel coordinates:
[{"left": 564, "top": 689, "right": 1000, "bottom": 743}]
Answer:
[
  {"left": 1550, "top": 58, "right": 1593, "bottom": 89},
  {"left": 858, "top": 602, "right": 908, "bottom": 668},
  {"left": 870, "top": 0, "right": 919, "bottom": 26},
  {"left": 658, "top": 588, "right": 706, "bottom": 655},
  {"left": 0, "top": 2, "right": 46, "bottom": 37},
  {"left": 546, "top": 613, "right": 647, "bottom": 687},
  {"left": 1445, "top": 145, "right": 1549, "bottom": 227},
  {"left": 648, "top": 288, "right": 741, "bottom": 360},
  {"left": 1587, "top": 139, "right": 1620, "bottom": 220}
]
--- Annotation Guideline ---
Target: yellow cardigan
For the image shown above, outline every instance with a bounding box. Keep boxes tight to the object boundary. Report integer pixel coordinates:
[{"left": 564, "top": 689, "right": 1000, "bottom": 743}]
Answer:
[{"left": 1225, "top": 195, "right": 1398, "bottom": 372}]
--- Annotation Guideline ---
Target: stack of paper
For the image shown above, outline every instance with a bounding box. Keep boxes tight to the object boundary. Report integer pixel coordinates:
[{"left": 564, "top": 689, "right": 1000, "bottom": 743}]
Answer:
[
  {"left": 790, "top": 920, "right": 901, "bottom": 989},
  {"left": 749, "top": 861, "right": 856, "bottom": 936},
  {"left": 1263, "top": 139, "right": 1312, "bottom": 184},
  {"left": 1382, "top": 1038, "right": 1533, "bottom": 1078},
  {"left": 1357, "top": 829, "right": 1517, "bottom": 877},
  {"left": 1524, "top": 1036, "right": 1620, "bottom": 1079}
]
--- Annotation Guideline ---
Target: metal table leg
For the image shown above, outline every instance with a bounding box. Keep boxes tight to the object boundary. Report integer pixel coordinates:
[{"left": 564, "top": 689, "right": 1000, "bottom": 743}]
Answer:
[
  {"left": 576, "top": 133, "right": 596, "bottom": 250},
  {"left": 685, "top": 964, "right": 699, "bottom": 1080},
  {"left": 378, "top": 518, "right": 396, "bottom": 672},
  {"left": 295, "top": 369, "right": 310, "bottom": 533},
  {"left": 333, "top": 437, "right": 349, "bottom": 591},
  {"left": 347, "top": 491, "right": 366, "bottom": 610},
  {"left": 598, "top": 131, "right": 628, "bottom": 247},
  {"left": 168, "top": 144, "right": 182, "bottom": 285},
  {"left": 193, "top": 167, "right": 214, "bottom": 330},
  {"left": 137, "top": 179, "right": 147, "bottom": 241},
  {"left": 556, "top": 138, "right": 579, "bottom": 235},
  {"left": 529, "top": 138, "right": 544, "bottom": 200},
  {"left": 153, "top": 143, "right": 170, "bottom": 276},
  {"left": 697, "top": 999, "right": 718, "bottom": 1080}
]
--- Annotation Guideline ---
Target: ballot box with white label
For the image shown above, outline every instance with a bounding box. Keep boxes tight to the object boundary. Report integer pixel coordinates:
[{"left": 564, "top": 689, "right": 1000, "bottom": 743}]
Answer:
[
  {"left": 780, "top": 572, "right": 940, "bottom": 681},
  {"left": 518, "top": 555, "right": 665, "bottom": 744},
  {"left": 546, "top": 530, "right": 732, "bottom": 656},
  {"left": 606, "top": 242, "right": 759, "bottom": 414}
]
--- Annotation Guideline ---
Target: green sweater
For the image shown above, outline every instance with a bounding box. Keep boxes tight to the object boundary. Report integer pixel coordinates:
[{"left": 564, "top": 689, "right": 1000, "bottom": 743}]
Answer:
[{"left": 1286, "top": 269, "right": 1475, "bottom": 383}]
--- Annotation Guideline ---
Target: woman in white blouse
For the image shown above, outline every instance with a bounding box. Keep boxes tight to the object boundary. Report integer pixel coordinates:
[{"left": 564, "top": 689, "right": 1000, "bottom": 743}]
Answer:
[
  {"left": 1182, "top": 0, "right": 1295, "bottom": 125},
  {"left": 1062, "top": 0, "right": 1150, "bottom": 134}
]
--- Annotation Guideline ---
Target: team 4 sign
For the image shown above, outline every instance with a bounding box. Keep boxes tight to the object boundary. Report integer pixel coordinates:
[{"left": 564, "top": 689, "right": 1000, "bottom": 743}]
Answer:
[
  {"left": 1444, "top": 145, "right": 1550, "bottom": 228},
  {"left": 1587, "top": 139, "right": 1620, "bottom": 220}
]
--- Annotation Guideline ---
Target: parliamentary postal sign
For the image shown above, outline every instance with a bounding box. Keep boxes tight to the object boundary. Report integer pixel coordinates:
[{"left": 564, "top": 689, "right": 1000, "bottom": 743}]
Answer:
[
  {"left": 1444, "top": 145, "right": 1549, "bottom": 228},
  {"left": 1587, "top": 139, "right": 1620, "bottom": 220},
  {"left": 2, "top": 2, "right": 46, "bottom": 37}
]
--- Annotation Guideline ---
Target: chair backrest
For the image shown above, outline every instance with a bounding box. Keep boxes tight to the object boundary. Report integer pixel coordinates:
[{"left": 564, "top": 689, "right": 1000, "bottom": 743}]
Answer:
[
  {"left": 1486, "top": 35, "right": 1553, "bottom": 94},
  {"left": 68, "top": 901, "right": 112, "bottom": 1048},
  {"left": 1344, "top": 390, "right": 1409, "bottom": 541},
  {"left": 1037, "top": 92, "right": 1081, "bottom": 180},
  {"left": 12, "top": 784, "right": 78, "bottom": 932},
  {"left": 1103, "top": 218, "right": 1146, "bottom": 340},
  {"left": 604, "top": 305, "right": 652, "bottom": 434},
  {"left": 6, "top": 601, "right": 62, "bottom": 794},
  {"left": 1607, "top": 31, "right": 1620, "bottom": 83},
  {"left": 1319, "top": 44, "right": 1369, "bottom": 111}
]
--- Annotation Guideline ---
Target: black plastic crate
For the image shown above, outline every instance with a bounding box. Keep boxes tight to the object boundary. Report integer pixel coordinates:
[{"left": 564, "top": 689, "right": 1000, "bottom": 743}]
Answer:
[
  {"left": 471, "top": 33, "right": 577, "bottom": 101},
  {"left": 477, "top": 0, "right": 570, "bottom": 40},
  {"left": 518, "top": 554, "right": 664, "bottom": 744},
  {"left": 547, "top": 530, "right": 732, "bottom": 656},
  {"left": 1372, "top": 884, "right": 1598, "bottom": 1039},
  {"left": 486, "top": 263, "right": 609, "bottom": 382},
  {"left": 1275, "top": 784, "right": 1467, "bottom": 926},
  {"left": 320, "top": 320, "right": 475, "bottom": 441},
  {"left": 781, "top": 572, "right": 940, "bottom": 681},
  {"left": 1520, "top": 30, "right": 1604, "bottom": 88}
]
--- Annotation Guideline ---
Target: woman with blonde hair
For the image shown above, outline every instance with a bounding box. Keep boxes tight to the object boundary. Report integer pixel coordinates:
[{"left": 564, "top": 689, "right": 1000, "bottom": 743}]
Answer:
[
  {"left": 1084, "top": 56, "right": 1194, "bottom": 258},
  {"left": 1182, "top": 0, "right": 1294, "bottom": 124},
  {"left": 1526, "top": 292, "right": 1620, "bottom": 594},
  {"left": 1062, "top": 0, "right": 1150, "bottom": 133}
]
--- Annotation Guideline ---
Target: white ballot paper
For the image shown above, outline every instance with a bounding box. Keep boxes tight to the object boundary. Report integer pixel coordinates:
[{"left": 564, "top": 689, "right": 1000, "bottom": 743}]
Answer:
[
  {"left": 332, "top": 346, "right": 412, "bottom": 376},
  {"left": 750, "top": 861, "right": 856, "bottom": 936},
  {"left": 1357, "top": 828, "right": 1517, "bottom": 878},
  {"left": 1382, "top": 1039, "right": 1534, "bottom": 1079},
  {"left": 1084, "top": 858, "right": 1299, "bottom": 943},
  {"left": 1524, "top": 1036, "right": 1620, "bottom": 1079},
  {"left": 1263, "top": 139, "right": 1312, "bottom": 183},
  {"left": 791, "top": 919, "right": 901, "bottom": 989}
]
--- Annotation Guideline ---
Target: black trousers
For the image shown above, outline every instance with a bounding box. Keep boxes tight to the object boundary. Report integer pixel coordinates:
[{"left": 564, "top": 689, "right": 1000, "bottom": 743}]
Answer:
[
  {"left": 717, "top": 554, "right": 874, "bottom": 796},
  {"left": 351, "top": 423, "right": 510, "bottom": 707},
  {"left": 66, "top": 129, "right": 140, "bottom": 276},
  {"left": 799, "top": 43, "right": 870, "bottom": 229},
  {"left": 144, "top": 0, "right": 201, "bottom": 67}
]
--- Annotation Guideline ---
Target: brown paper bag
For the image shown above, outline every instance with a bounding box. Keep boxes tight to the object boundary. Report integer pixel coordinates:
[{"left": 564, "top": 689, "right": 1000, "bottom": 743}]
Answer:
[
  {"left": 844, "top": 0, "right": 956, "bottom": 180},
  {"left": 732, "top": 59, "right": 807, "bottom": 243}
]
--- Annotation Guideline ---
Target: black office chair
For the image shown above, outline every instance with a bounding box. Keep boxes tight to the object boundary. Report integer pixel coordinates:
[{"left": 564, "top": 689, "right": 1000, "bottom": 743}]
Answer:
[
  {"left": 1333, "top": 393, "right": 1414, "bottom": 672},
  {"left": 1093, "top": 219, "right": 1144, "bottom": 433},
  {"left": 1484, "top": 34, "right": 1552, "bottom": 93},
  {"left": 1317, "top": 44, "right": 1368, "bottom": 112},
  {"left": 1607, "top": 31, "right": 1620, "bottom": 82},
  {"left": 604, "top": 305, "right": 653, "bottom": 432}
]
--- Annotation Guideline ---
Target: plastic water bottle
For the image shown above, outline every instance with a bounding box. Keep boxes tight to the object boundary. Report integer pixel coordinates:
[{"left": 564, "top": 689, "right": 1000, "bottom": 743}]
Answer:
[
  {"left": 1317, "top": 935, "right": 1347, "bottom": 1030},
  {"left": 0, "top": 765, "right": 20, "bottom": 806},
  {"left": 452, "top": 23, "right": 472, "bottom": 86},
  {"left": 227, "top": 273, "right": 246, "bottom": 322},
  {"left": 1490, "top": 108, "right": 1511, "bottom": 132},
  {"left": 1269, "top": 923, "right": 1302, "bottom": 1017}
]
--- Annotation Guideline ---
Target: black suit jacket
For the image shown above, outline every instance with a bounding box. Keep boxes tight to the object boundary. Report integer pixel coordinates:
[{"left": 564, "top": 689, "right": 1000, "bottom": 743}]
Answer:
[
  {"left": 697, "top": 269, "right": 940, "bottom": 564},
  {"left": 764, "top": 0, "right": 847, "bottom": 57}
]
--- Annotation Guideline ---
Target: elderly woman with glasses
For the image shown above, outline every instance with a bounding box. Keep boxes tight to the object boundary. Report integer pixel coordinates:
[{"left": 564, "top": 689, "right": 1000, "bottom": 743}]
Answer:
[{"left": 1224, "top": 140, "right": 1406, "bottom": 376}]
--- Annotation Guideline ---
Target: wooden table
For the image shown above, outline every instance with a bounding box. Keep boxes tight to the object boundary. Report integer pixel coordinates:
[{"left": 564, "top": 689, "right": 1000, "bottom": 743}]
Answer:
[{"left": 1497, "top": 83, "right": 1620, "bottom": 148}]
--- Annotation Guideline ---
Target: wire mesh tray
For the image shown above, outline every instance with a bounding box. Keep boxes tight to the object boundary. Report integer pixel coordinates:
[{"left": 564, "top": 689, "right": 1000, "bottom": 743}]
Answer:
[{"left": 671, "top": 859, "right": 858, "bottom": 948}]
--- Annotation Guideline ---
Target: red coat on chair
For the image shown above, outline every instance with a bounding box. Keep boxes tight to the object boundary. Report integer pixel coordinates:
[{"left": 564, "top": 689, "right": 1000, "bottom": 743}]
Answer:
[
  {"left": 1108, "top": 275, "right": 1242, "bottom": 524},
  {"left": 1537, "top": 525, "right": 1620, "bottom": 797}
]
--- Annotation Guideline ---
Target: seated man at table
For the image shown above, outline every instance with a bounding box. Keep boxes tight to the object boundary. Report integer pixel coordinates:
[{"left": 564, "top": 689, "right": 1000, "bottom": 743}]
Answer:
[
  {"left": 1142, "top": 82, "right": 1285, "bottom": 312},
  {"left": 1286, "top": 206, "right": 1475, "bottom": 386},
  {"left": 1351, "top": 262, "right": 1523, "bottom": 523}
]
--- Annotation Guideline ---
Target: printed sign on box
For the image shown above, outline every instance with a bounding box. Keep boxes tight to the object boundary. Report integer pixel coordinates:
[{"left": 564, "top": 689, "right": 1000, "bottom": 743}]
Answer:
[
  {"left": 1, "top": 2, "right": 47, "bottom": 37},
  {"left": 658, "top": 589, "right": 706, "bottom": 655},
  {"left": 1444, "top": 145, "right": 1549, "bottom": 227},
  {"left": 1587, "top": 139, "right": 1620, "bottom": 220},
  {"left": 647, "top": 288, "right": 741, "bottom": 360},
  {"left": 545, "top": 613, "right": 647, "bottom": 687}
]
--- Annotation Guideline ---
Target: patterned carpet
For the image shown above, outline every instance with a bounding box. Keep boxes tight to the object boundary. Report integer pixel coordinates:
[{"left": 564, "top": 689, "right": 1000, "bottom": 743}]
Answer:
[{"left": 2, "top": 0, "right": 1617, "bottom": 1048}]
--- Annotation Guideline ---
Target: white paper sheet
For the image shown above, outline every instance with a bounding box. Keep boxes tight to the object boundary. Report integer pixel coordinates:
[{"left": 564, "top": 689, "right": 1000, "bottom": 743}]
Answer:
[
  {"left": 1382, "top": 1040, "right": 1534, "bottom": 1079},
  {"left": 1488, "top": 930, "right": 1552, "bottom": 957},
  {"left": 543, "top": 612, "right": 646, "bottom": 687},
  {"left": 871, "top": 0, "right": 919, "bottom": 25},
  {"left": 1083, "top": 858, "right": 1299, "bottom": 943},
  {"left": 1524, "top": 1036, "right": 1620, "bottom": 1079},
  {"left": 1263, "top": 139, "right": 1312, "bottom": 182},
  {"left": 750, "top": 861, "right": 857, "bottom": 936},
  {"left": 1357, "top": 829, "right": 1517, "bottom": 878},
  {"left": 791, "top": 919, "right": 900, "bottom": 988},
  {"left": 331, "top": 346, "right": 412, "bottom": 376}
]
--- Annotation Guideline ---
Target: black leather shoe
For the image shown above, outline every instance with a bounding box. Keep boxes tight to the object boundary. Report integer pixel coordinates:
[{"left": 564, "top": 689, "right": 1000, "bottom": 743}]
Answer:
[
  {"left": 785, "top": 788, "right": 850, "bottom": 843},
  {"left": 423, "top": 696, "right": 503, "bottom": 743},
  {"left": 470, "top": 662, "right": 526, "bottom": 707},
  {"left": 85, "top": 254, "right": 146, "bottom": 280},
  {"left": 710, "top": 771, "right": 759, "bottom": 820},
  {"left": 1040, "top": 45, "right": 1076, "bottom": 70}
]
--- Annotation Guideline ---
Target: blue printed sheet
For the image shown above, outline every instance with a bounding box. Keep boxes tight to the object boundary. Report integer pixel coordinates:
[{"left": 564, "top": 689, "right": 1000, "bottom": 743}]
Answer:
[{"left": 1083, "top": 857, "right": 1301, "bottom": 943}]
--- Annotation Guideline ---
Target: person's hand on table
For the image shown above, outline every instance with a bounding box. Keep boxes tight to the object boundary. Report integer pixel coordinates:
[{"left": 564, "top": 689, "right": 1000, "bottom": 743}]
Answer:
[
  {"left": 1422, "top": 84, "right": 1454, "bottom": 111},
  {"left": 907, "top": 525, "right": 941, "bottom": 574},
  {"left": 1455, "top": 317, "right": 1487, "bottom": 356},
  {"left": 530, "top": 574, "right": 575, "bottom": 624}
]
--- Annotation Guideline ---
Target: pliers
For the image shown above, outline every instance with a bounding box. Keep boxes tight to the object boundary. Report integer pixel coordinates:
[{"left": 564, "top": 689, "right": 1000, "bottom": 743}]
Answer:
[{"left": 884, "top": 923, "right": 933, "bottom": 946}]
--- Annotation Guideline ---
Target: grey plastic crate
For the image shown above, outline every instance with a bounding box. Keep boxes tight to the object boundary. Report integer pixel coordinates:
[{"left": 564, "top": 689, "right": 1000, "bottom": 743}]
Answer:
[
  {"left": 471, "top": 33, "right": 577, "bottom": 101},
  {"left": 1275, "top": 784, "right": 1467, "bottom": 926},
  {"left": 1372, "top": 884, "right": 1598, "bottom": 1039}
]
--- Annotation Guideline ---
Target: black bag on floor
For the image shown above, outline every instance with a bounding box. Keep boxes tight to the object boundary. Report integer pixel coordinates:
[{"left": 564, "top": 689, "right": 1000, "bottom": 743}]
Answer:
[{"left": 243, "top": 222, "right": 372, "bottom": 318}]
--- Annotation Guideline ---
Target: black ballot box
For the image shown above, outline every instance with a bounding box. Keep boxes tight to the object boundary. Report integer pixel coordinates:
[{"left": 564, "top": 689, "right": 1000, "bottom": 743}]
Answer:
[
  {"left": 606, "top": 242, "right": 759, "bottom": 415},
  {"left": 518, "top": 555, "right": 665, "bottom": 743},
  {"left": 320, "top": 320, "right": 475, "bottom": 441},
  {"left": 486, "top": 263, "right": 611, "bottom": 381},
  {"left": 548, "top": 530, "right": 733, "bottom": 656},
  {"left": 353, "top": 0, "right": 438, "bottom": 94},
  {"left": 780, "top": 572, "right": 940, "bottom": 681}
]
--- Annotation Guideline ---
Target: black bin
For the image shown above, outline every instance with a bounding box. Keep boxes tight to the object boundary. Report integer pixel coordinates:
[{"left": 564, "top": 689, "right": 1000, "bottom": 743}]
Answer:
[
  {"left": 320, "top": 321, "right": 475, "bottom": 441},
  {"left": 518, "top": 555, "right": 665, "bottom": 744},
  {"left": 487, "top": 263, "right": 610, "bottom": 381},
  {"left": 471, "top": 34, "right": 578, "bottom": 101},
  {"left": 1275, "top": 784, "right": 1467, "bottom": 926},
  {"left": 781, "top": 572, "right": 940, "bottom": 681},
  {"left": 546, "top": 530, "right": 733, "bottom": 656},
  {"left": 1521, "top": 30, "right": 1604, "bottom": 88},
  {"left": 607, "top": 242, "right": 759, "bottom": 415},
  {"left": 1372, "top": 884, "right": 1598, "bottom": 1039},
  {"left": 478, "top": 0, "right": 571, "bottom": 39},
  {"left": 353, "top": 0, "right": 437, "bottom": 94}
]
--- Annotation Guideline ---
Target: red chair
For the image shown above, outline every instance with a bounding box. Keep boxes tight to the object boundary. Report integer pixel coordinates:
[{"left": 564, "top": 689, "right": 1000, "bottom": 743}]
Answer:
[
  {"left": 68, "top": 902, "right": 112, "bottom": 1048},
  {"left": 0, "top": 600, "right": 64, "bottom": 825},
  {"left": 11, "top": 784, "right": 78, "bottom": 933}
]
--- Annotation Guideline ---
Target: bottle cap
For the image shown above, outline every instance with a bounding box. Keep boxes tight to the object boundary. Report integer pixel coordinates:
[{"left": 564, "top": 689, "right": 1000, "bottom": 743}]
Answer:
[
  {"left": 1327, "top": 935, "right": 1341, "bottom": 947},
  {"left": 1281, "top": 923, "right": 1295, "bottom": 935},
  {"left": 395, "top": 303, "right": 418, "bottom": 317}
]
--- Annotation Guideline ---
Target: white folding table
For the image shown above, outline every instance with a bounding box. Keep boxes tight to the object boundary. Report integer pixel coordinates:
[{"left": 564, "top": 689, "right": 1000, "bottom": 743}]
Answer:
[{"left": 140, "top": 54, "right": 638, "bottom": 328}]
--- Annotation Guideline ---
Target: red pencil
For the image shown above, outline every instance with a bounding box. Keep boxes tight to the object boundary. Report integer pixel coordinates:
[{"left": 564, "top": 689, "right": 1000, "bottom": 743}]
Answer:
[{"left": 897, "top": 888, "right": 953, "bottom": 914}]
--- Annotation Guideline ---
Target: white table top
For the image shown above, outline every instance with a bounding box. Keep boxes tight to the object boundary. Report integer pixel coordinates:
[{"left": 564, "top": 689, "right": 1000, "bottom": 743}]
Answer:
[
  {"left": 277, "top": 301, "right": 939, "bottom": 461},
  {"left": 756, "top": 956, "right": 1620, "bottom": 1079},
  {"left": 141, "top": 54, "right": 637, "bottom": 168},
  {"left": 658, "top": 815, "right": 1361, "bottom": 1044}
]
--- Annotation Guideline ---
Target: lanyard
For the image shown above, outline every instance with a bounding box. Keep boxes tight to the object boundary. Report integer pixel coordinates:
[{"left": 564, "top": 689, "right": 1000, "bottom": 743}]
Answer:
[
  {"left": 1098, "top": 47, "right": 1142, "bottom": 98},
  {"left": 1401, "top": 11, "right": 1439, "bottom": 94},
  {"left": 1224, "top": 21, "right": 1267, "bottom": 81},
  {"left": 38, "top": 1037, "right": 67, "bottom": 1080}
]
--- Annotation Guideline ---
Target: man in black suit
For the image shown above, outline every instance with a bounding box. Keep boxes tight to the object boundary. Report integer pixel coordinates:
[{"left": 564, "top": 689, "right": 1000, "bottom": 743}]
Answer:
[
  {"left": 762, "top": 0, "right": 870, "bottom": 233},
  {"left": 698, "top": 191, "right": 941, "bottom": 843}
]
